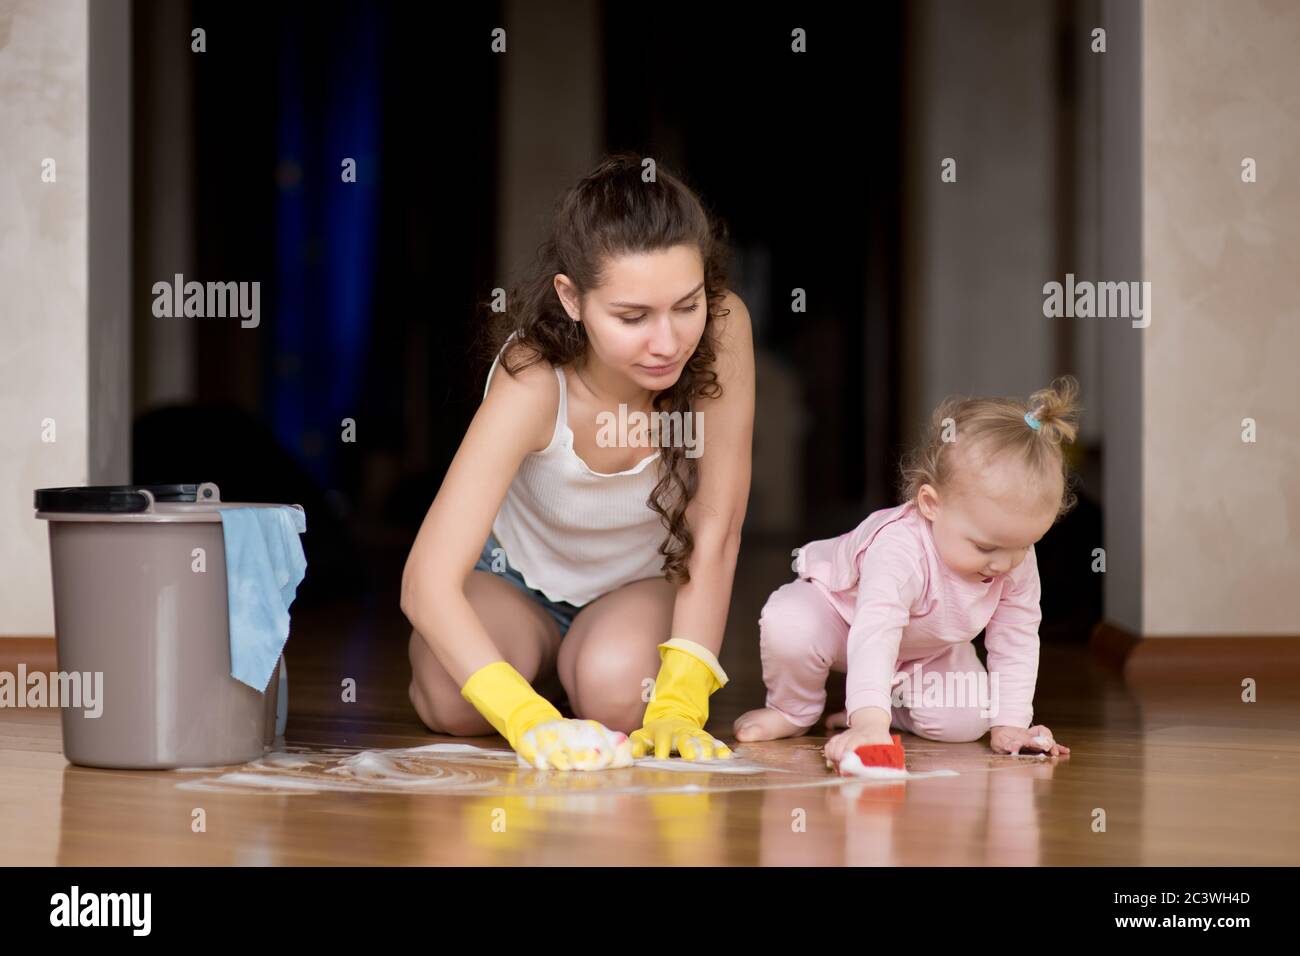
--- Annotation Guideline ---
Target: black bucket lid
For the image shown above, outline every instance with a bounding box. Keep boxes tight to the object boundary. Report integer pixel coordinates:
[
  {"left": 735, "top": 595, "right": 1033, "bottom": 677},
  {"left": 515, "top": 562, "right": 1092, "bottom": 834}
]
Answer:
[{"left": 33, "top": 484, "right": 215, "bottom": 514}]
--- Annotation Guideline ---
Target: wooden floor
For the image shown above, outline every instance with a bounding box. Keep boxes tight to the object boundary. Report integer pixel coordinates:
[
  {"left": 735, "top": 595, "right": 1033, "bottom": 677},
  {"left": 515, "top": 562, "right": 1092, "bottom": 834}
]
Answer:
[{"left": 3, "top": 540, "right": 1299, "bottom": 866}]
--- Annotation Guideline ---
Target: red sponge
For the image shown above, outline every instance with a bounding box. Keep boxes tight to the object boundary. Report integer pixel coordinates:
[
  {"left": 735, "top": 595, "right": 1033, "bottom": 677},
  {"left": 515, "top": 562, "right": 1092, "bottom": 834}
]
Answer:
[{"left": 832, "top": 734, "right": 906, "bottom": 776}]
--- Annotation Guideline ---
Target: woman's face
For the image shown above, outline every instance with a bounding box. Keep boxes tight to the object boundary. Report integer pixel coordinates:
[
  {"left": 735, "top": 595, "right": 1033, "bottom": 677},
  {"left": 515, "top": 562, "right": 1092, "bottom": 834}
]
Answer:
[{"left": 556, "top": 244, "right": 707, "bottom": 392}]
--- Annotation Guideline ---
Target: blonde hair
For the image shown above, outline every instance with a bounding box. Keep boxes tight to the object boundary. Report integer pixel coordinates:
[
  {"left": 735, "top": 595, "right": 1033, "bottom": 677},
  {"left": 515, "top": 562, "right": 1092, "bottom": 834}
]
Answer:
[{"left": 899, "top": 375, "right": 1081, "bottom": 520}]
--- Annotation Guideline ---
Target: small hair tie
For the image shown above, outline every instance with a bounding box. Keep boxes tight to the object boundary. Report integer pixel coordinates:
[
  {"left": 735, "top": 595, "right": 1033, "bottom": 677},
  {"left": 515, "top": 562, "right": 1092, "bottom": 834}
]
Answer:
[{"left": 1024, "top": 411, "right": 1042, "bottom": 431}]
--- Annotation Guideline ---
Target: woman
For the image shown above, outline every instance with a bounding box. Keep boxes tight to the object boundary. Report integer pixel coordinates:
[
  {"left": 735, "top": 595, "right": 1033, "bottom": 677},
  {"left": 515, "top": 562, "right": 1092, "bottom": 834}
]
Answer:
[{"left": 401, "top": 154, "right": 754, "bottom": 770}]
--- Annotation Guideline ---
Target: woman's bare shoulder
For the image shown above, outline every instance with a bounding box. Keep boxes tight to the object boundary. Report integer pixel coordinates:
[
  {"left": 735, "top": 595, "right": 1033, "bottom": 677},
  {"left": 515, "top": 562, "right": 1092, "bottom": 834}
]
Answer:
[
  {"left": 482, "top": 340, "right": 560, "bottom": 453},
  {"left": 709, "top": 289, "right": 754, "bottom": 382}
]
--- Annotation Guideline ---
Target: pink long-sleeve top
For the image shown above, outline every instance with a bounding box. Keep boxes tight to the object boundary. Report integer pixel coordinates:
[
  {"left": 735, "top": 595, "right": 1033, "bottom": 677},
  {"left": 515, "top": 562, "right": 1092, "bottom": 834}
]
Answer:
[{"left": 792, "top": 501, "right": 1041, "bottom": 728}]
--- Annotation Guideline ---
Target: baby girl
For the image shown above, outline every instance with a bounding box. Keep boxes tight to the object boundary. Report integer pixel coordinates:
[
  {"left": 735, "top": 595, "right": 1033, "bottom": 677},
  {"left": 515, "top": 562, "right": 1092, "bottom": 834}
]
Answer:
[{"left": 735, "top": 378, "right": 1079, "bottom": 764}]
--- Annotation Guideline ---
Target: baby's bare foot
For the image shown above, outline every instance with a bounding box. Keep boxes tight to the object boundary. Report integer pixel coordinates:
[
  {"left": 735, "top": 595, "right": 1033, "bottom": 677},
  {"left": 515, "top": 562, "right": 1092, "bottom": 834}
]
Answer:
[{"left": 733, "top": 707, "right": 811, "bottom": 742}]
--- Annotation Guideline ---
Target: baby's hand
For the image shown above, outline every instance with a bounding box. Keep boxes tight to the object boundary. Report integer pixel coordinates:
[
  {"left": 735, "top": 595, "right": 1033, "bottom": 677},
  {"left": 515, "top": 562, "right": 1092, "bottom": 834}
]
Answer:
[
  {"left": 823, "top": 725, "right": 896, "bottom": 768},
  {"left": 990, "top": 724, "right": 1070, "bottom": 757}
]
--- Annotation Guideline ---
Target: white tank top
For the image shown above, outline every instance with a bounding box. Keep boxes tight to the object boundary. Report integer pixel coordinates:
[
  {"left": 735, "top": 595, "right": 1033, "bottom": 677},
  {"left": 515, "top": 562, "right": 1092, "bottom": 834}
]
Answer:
[{"left": 483, "top": 338, "right": 667, "bottom": 606}]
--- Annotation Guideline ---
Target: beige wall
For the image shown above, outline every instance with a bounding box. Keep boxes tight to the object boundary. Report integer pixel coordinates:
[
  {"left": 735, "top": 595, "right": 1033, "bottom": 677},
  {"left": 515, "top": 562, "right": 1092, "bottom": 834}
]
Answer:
[
  {"left": 0, "top": 0, "right": 129, "bottom": 638},
  {"left": 1142, "top": 0, "right": 1300, "bottom": 635},
  {"left": 0, "top": 0, "right": 90, "bottom": 636}
]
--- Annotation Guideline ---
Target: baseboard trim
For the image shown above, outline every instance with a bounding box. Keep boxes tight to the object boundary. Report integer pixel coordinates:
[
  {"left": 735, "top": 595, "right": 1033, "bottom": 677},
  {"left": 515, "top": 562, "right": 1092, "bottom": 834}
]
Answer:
[
  {"left": 1089, "top": 621, "right": 1300, "bottom": 681},
  {"left": 0, "top": 637, "right": 58, "bottom": 672},
  {"left": 10, "top": 630, "right": 1298, "bottom": 685}
]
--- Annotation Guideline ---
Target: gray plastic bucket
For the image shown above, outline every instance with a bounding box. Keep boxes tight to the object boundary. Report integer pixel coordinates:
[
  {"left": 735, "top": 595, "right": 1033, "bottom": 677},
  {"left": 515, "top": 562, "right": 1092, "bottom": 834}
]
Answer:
[{"left": 33, "top": 481, "right": 299, "bottom": 770}]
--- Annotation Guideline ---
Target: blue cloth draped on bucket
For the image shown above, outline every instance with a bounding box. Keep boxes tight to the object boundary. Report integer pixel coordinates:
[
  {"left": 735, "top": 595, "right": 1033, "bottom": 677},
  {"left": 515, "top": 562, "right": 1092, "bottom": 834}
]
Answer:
[{"left": 217, "top": 506, "right": 307, "bottom": 692}]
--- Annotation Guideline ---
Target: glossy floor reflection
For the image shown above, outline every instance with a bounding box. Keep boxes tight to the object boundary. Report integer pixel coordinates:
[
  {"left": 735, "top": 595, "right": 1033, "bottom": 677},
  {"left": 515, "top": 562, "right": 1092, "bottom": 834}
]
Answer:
[
  {"left": 3, "top": 541, "right": 1298, "bottom": 866},
  {"left": 4, "top": 694, "right": 1297, "bottom": 865}
]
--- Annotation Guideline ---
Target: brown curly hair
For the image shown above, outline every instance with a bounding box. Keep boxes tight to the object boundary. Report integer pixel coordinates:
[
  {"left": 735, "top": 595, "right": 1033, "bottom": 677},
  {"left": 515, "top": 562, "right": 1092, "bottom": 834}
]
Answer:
[
  {"left": 477, "top": 153, "right": 732, "bottom": 585},
  {"left": 898, "top": 376, "right": 1083, "bottom": 520}
]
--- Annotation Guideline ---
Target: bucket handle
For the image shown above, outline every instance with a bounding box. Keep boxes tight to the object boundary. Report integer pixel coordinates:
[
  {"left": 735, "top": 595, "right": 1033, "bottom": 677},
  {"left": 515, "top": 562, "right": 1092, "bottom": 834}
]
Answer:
[
  {"left": 135, "top": 484, "right": 302, "bottom": 514},
  {"left": 134, "top": 483, "right": 221, "bottom": 513}
]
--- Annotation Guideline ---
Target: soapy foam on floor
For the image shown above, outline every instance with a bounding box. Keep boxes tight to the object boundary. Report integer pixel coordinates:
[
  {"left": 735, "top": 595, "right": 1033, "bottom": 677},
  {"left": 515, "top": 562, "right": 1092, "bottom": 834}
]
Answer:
[
  {"left": 843, "top": 767, "right": 960, "bottom": 780},
  {"left": 834, "top": 749, "right": 961, "bottom": 780},
  {"left": 174, "top": 742, "right": 909, "bottom": 797},
  {"left": 168, "top": 737, "right": 1062, "bottom": 796},
  {"left": 629, "top": 757, "right": 767, "bottom": 774}
]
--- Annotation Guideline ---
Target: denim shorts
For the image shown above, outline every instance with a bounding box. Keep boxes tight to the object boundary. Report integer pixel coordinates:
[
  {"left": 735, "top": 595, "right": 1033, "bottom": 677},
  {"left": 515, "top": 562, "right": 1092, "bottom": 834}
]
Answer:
[{"left": 472, "top": 532, "right": 582, "bottom": 637}]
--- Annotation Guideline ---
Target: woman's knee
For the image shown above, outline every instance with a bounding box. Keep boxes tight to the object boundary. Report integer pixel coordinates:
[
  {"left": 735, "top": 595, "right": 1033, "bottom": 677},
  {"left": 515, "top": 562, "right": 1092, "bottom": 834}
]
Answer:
[
  {"left": 407, "top": 628, "right": 497, "bottom": 736},
  {"left": 576, "top": 698, "right": 644, "bottom": 736},
  {"left": 408, "top": 678, "right": 493, "bottom": 736},
  {"left": 569, "top": 638, "right": 656, "bottom": 735},
  {"left": 575, "top": 695, "right": 644, "bottom": 735}
]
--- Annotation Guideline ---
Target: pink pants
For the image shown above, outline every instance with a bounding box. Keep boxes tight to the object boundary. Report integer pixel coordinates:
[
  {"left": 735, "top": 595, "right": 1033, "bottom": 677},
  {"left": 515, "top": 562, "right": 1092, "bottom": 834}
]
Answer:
[{"left": 759, "top": 579, "right": 992, "bottom": 743}]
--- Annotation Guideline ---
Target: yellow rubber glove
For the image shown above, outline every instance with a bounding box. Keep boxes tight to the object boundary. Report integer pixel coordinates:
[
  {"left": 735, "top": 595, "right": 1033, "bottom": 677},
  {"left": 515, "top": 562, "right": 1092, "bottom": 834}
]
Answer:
[
  {"left": 460, "top": 661, "right": 632, "bottom": 770},
  {"left": 629, "top": 638, "right": 734, "bottom": 760}
]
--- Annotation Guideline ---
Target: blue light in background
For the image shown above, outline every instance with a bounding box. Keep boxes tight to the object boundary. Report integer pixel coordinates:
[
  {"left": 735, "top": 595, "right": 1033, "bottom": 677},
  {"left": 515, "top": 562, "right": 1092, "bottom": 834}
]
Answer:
[
  {"left": 271, "top": 7, "right": 381, "bottom": 494},
  {"left": 271, "top": 23, "right": 308, "bottom": 475}
]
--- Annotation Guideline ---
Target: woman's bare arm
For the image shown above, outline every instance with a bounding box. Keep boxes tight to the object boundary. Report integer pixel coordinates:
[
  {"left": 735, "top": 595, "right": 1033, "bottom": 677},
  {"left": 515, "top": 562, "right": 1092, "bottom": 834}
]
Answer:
[
  {"left": 399, "top": 348, "right": 557, "bottom": 685},
  {"left": 668, "top": 291, "right": 756, "bottom": 656}
]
